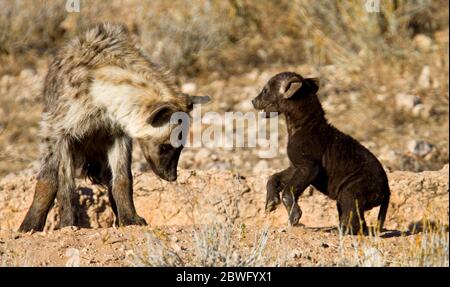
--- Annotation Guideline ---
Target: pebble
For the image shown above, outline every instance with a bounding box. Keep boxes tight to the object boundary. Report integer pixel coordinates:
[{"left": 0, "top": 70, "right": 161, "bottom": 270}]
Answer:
[
  {"left": 418, "top": 66, "right": 431, "bottom": 89},
  {"left": 413, "top": 34, "right": 433, "bottom": 53},
  {"left": 395, "top": 93, "right": 422, "bottom": 111},
  {"left": 181, "top": 82, "right": 197, "bottom": 94},
  {"left": 290, "top": 249, "right": 302, "bottom": 259},
  {"left": 407, "top": 140, "right": 433, "bottom": 157}
]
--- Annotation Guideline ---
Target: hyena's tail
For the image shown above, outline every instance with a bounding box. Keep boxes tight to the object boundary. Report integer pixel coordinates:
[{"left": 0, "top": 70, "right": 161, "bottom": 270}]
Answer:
[{"left": 377, "top": 191, "right": 390, "bottom": 232}]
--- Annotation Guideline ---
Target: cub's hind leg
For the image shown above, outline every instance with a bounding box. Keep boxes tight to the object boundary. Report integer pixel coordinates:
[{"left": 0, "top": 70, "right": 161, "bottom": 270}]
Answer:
[{"left": 337, "top": 190, "right": 368, "bottom": 235}]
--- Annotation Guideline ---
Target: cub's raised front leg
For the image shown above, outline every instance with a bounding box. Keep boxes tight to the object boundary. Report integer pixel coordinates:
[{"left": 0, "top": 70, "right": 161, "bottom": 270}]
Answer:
[
  {"left": 281, "top": 162, "right": 319, "bottom": 226},
  {"left": 266, "top": 166, "right": 296, "bottom": 212}
]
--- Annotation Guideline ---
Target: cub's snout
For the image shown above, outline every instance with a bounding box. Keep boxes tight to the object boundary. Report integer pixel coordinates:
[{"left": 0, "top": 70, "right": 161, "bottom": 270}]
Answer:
[{"left": 252, "top": 93, "right": 279, "bottom": 118}]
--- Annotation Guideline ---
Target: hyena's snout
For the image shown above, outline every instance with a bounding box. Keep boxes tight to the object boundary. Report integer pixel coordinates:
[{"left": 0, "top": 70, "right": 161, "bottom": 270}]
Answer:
[
  {"left": 140, "top": 141, "right": 183, "bottom": 182},
  {"left": 156, "top": 145, "right": 183, "bottom": 182}
]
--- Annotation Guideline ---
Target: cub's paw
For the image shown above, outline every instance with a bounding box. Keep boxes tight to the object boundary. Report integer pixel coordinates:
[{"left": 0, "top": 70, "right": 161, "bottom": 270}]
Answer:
[
  {"left": 265, "top": 196, "right": 281, "bottom": 212},
  {"left": 288, "top": 204, "right": 302, "bottom": 226}
]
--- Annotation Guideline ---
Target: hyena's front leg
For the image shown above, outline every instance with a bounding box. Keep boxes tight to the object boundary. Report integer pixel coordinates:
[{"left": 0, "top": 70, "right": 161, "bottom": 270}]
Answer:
[
  {"left": 108, "top": 136, "right": 146, "bottom": 226},
  {"left": 19, "top": 153, "right": 59, "bottom": 232},
  {"left": 56, "top": 138, "right": 77, "bottom": 228},
  {"left": 266, "top": 166, "right": 296, "bottom": 212}
]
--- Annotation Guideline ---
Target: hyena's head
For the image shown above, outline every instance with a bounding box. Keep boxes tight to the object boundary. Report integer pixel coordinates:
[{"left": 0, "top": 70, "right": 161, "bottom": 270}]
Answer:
[
  {"left": 252, "top": 72, "right": 320, "bottom": 117},
  {"left": 91, "top": 65, "right": 210, "bottom": 182},
  {"left": 137, "top": 94, "right": 210, "bottom": 182}
]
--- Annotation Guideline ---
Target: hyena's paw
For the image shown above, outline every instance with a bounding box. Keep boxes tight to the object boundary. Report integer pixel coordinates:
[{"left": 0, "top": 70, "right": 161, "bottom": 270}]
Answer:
[
  {"left": 18, "top": 219, "right": 45, "bottom": 233},
  {"left": 119, "top": 215, "right": 147, "bottom": 227},
  {"left": 56, "top": 215, "right": 78, "bottom": 230},
  {"left": 265, "top": 195, "right": 281, "bottom": 213}
]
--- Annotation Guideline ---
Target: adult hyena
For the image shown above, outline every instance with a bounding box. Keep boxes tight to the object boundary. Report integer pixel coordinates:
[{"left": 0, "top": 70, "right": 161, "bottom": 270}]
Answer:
[{"left": 19, "top": 23, "right": 209, "bottom": 232}]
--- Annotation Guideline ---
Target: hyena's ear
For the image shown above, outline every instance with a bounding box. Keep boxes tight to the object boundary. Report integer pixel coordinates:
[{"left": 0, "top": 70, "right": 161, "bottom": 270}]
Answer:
[
  {"left": 147, "top": 103, "right": 177, "bottom": 127},
  {"left": 303, "top": 77, "right": 320, "bottom": 95},
  {"left": 185, "top": 95, "right": 211, "bottom": 111},
  {"left": 280, "top": 77, "right": 302, "bottom": 99}
]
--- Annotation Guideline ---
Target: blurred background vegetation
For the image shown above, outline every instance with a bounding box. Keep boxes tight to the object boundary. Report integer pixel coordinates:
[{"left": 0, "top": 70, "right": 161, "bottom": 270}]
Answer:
[
  {"left": 0, "top": 0, "right": 448, "bottom": 76},
  {"left": 0, "top": 0, "right": 448, "bottom": 176}
]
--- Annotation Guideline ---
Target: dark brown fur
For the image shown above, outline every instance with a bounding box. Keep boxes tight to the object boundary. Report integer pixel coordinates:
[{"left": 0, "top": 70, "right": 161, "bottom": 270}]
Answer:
[{"left": 252, "top": 72, "right": 390, "bottom": 234}]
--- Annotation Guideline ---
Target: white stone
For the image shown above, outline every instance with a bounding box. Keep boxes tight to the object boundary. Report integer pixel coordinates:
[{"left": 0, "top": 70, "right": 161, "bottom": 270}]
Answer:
[
  {"left": 413, "top": 34, "right": 433, "bottom": 53},
  {"left": 395, "top": 93, "right": 422, "bottom": 111},
  {"left": 181, "top": 82, "right": 197, "bottom": 94},
  {"left": 407, "top": 140, "right": 433, "bottom": 157},
  {"left": 418, "top": 66, "right": 431, "bottom": 89}
]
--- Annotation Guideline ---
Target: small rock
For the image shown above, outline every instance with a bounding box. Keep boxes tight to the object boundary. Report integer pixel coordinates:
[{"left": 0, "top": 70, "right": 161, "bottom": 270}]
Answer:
[
  {"left": 246, "top": 69, "right": 259, "bottom": 81},
  {"left": 0, "top": 75, "right": 13, "bottom": 86},
  {"left": 65, "top": 248, "right": 80, "bottom": 267},
  {"left": 395, "top": 93, "right": 422, "bottom": 111},
  {"left": 231, "top": 251, "right": 242, "bottom": 263},
  {"left": 407, "top": 140, "right": 433, "bottom": 157},
  {"left": 290, "top": 249, "right": 302, "bottom": 259},
  {"left": 170, "top": 242, "right": 182, "bottom": 252},
  {"left": 411, "top": 103, "right": 426, "bottom": 117},
  {"left": 413, "top": 34, "right": 433, "bottom": 53},
  {"left": 379, "top": 148, "right": 400, "bottom": 163},
  {"left": 418, "top": 66, "right": 431, "bottom": 89},
  {"left": 181, "top": 82, "right": 197, "bottom": 94},
  {"left": 375, "top": 94, "right": 387, "bottom": 102},
  {"left": 252, "top": 160, "right": 269, "bottom": 174},
  {"left": 19, "top": 69, "right": 34, "bottom": 79}
]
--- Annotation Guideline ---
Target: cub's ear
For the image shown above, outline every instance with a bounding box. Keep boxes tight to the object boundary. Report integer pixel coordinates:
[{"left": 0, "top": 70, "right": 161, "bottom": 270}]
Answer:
[
  {"left": 304, "top": 77, "right": 320, "bottom": 95},
  {"left": 147, "top": 103, "right": 177, "bottom": 127},
  {"left": 280, "top": 76, "right": 303, "bottom": 99}
]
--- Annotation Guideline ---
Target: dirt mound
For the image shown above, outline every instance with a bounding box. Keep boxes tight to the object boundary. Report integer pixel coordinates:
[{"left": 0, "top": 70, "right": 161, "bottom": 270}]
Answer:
[
  {"left": 1, "top": 165, "right": 448, "bottom": 232},
  {"left": 0, "top": 165, "right": 448, "bottom": 266}
]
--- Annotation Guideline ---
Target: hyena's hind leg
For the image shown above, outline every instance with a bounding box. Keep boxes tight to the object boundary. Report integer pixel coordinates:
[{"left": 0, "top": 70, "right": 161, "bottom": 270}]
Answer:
[
  {"left": 56, "top": 138, "right": 78, "bottom": 229},
  {"left": 107, "top": 135, "right": 146, "bottom": 226},
  {"left": 19, "top": 153, "right": 59, "bottom": 232}
]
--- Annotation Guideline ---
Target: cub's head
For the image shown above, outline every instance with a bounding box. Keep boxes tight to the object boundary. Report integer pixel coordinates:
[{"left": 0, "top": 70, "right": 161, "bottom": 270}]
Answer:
[
  {"left": 252, "top": 72, "right": 319, "bottom": 117},
  {"left": 138, "top": 94, "right": 210, "bottom": 182}
]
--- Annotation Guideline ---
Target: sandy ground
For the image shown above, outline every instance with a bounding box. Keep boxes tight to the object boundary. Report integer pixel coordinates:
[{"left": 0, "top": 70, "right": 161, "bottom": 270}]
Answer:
[{"left": 0, "top": 165, "right": 448, "bottom": 266}]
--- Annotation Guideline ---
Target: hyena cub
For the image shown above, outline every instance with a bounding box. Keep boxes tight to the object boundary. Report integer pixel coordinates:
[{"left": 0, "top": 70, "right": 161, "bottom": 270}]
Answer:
[
  {"left": 252, "top": 72, "right": 390, "bottom": 234},
  {"left": 19, "top": 23, "right": 210, "bottom": 232}
]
